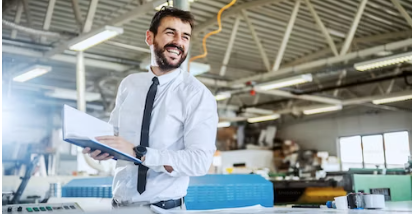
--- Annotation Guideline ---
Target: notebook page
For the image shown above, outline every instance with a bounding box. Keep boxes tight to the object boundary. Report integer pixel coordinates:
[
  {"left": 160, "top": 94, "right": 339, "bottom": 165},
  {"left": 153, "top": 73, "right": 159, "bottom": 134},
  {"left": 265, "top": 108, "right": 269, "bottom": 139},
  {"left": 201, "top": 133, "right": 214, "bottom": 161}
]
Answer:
[{"left": 63, "top": 105, "right": 114, "bottom": 140}]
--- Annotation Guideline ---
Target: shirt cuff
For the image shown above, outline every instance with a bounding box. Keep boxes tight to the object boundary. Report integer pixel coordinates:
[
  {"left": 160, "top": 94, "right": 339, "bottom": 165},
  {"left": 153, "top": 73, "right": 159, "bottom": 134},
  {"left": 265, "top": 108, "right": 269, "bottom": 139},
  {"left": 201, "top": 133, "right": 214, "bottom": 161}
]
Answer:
[
  {"left": 144, "top": 148, "right": 177, "bottom": 176},
  {"left": 144, "top": 147, "right": 162, "bottom": 167}
]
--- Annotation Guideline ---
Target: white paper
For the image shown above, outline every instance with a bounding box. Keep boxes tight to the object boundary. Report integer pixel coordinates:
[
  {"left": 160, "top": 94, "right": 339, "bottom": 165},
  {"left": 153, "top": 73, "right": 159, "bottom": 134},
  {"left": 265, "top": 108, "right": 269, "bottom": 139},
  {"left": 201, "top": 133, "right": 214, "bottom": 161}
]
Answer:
[{"left": 63, "top": 105, "right": 114, "bottom": 140}]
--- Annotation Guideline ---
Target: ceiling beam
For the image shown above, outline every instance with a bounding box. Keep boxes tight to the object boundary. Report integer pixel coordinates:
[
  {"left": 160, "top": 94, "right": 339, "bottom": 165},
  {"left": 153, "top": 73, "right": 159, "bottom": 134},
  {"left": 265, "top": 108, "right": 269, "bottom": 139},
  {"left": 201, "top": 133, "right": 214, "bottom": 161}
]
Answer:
[
  {"left": 333, "top": 69, "right": 347, "bottom": 97},
  {"left": 21, "top": 0, "right": 36, "bottom": 41},
  {"left": 194, "top": 0, "right": 283, "bottom": 36},
  {"left": 391, "top": 0, "right": 412, "bottom": 28},
  {"left": 82, "top": 0, "right": 99, "bottom": 33},
  {"left": 41, "top": 0, "right": 56, "bottom": 43},
  {"left": 284, "top": 30, "right": 412, "bottom": 67},
  {"left": 11, "top": 1, "right": 23, "bottom": 39},
  {"left": 71, "top": 0, "right": 84, "bottom": 29},
  {"left": 3, "top": 45, "right": 132, "bottom": 71},
  {"left": 223, "top": 89, "right": 412, "bottom": 122},
  {"left": 272, "top": 0, "right": 301, "bottom": 72},
  {"left": 304, "top": 0, "right": 338, "bottom": 56},
  {"left": 220, "top": 13, "right": 241, "bottom": 76},
  {"left": 241, "top": 9, "right": 271, "bottom": 72},
  {"left": 107, "top": 0, "right": 164, "bottom": 26},
  {"left": 44, "top": 0, "right": 164, "bottom": 58},
  {"left": 340, "top": 0, "right": 368, "bottom": 55},
  {"left": 231, "top": 38, "right": 412, "bottom": 85},
  {"left": 342, "top": 90, "right": 412, "bottom": 105},
  {"left": 256, "top": 89, "right": 342, "bottom": 105}
]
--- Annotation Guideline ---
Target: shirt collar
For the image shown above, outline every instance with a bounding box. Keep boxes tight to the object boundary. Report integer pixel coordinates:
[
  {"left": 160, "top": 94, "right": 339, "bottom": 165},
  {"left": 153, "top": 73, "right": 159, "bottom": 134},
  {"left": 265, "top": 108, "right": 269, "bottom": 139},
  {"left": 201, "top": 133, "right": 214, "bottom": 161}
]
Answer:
[{"left": 148, "top": 67, "right": 181, "bottom": 86}]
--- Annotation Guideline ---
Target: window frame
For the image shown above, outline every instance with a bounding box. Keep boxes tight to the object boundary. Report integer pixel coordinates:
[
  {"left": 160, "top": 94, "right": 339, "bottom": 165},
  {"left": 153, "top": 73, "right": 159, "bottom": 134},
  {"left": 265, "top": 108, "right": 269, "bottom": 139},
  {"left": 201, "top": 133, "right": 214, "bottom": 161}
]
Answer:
[{"left": 338, "top": 130, "right": 410, "bottom": 170}]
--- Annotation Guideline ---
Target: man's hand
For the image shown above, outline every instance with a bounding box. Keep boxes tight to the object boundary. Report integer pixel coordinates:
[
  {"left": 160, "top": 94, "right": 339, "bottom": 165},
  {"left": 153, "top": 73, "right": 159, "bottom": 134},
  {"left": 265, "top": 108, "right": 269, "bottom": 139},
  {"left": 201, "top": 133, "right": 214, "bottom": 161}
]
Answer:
[
  {"left": 95, "top": 136, "right": 135, "bottom": 157},
  {"left": 82, "top": 136, "right": 135, "bottom": 161},
  {"left": 82, "top": 148, "right": 113, "bottom": 161}
]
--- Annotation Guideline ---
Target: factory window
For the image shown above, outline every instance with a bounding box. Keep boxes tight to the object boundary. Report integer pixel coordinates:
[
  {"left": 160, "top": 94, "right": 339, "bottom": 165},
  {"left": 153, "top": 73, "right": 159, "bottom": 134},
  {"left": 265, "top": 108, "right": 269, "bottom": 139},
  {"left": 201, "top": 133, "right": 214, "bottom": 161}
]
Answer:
[{"left": 339, "top": 131, "right": 410, "bottom": 170}]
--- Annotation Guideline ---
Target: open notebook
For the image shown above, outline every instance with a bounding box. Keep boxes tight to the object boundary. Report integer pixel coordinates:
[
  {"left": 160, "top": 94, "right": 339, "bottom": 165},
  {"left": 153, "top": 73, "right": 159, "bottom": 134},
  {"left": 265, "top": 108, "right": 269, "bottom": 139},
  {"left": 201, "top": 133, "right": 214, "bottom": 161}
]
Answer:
[{"left": 62, "top": 105, "right": 141, "bottom": 164}]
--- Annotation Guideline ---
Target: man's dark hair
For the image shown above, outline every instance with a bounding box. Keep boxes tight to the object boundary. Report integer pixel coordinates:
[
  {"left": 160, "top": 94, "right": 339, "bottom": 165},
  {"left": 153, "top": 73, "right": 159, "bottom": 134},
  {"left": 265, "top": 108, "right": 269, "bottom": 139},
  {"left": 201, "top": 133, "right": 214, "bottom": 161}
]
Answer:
[{"left": 149, "top": 6, "right": 195, "bottom": 36}]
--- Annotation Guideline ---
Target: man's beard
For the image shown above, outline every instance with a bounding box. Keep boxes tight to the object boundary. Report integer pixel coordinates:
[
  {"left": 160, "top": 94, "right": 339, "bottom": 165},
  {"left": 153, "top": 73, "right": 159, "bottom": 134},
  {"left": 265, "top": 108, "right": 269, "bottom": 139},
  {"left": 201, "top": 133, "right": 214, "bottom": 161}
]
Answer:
[{"left": 153, "top": 40, "right": 187, "bottom": 72}]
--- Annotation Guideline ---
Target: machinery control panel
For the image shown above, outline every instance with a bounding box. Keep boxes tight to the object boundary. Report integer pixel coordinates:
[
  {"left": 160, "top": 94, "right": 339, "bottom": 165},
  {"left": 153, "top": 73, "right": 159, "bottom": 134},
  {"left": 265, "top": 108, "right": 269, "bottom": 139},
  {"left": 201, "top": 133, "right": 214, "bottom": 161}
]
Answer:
[{"left": 2, "top": 203, "right": 83, "bottom": 214}]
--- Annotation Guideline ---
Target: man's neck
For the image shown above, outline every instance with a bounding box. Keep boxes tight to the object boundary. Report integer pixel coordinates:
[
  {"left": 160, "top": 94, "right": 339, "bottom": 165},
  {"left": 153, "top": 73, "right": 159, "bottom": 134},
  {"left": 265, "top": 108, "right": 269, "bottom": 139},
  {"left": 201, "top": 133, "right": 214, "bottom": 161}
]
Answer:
[{"left": 150, "top": 66, "right": 176, "bottom": 76}]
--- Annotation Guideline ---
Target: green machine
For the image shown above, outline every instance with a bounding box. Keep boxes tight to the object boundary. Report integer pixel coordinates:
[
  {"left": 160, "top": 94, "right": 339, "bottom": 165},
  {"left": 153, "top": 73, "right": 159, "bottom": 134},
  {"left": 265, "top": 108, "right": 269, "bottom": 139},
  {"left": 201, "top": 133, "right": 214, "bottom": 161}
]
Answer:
[{"left": 350, "top": 169, "right": 412, "bottom": 201}]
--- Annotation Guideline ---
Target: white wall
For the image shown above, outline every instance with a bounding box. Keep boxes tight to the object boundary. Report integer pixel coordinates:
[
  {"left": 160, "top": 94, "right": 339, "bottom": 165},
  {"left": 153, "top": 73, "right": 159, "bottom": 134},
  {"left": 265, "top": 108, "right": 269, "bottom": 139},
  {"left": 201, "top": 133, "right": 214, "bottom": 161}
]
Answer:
[{"left": 277, "top": 111, "right": 412, "bottom": 156}]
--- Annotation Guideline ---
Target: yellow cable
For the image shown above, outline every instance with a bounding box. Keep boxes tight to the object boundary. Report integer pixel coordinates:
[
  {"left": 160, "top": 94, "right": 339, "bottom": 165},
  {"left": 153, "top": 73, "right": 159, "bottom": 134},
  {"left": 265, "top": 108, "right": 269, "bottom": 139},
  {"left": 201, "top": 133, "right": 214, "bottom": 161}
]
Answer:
[{"left": 188, "top": 0, "right": 237, "bottom": 71}]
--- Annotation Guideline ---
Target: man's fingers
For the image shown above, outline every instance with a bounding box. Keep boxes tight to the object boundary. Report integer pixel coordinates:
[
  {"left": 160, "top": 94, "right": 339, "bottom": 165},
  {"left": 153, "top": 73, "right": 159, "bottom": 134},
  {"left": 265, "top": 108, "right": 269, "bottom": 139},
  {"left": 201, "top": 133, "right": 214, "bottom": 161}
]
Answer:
[
  {"left": 94, "top": 153, "right": 110, "bottom": 160},
  {"left": 82, "top": 147, "right": 91, "bottom": 154},
  {"left": 96, "top": 136, "right": 116, "bottom": 141},
  {"left": 102, "top": 156, "right": 114, "bottom": 161},
  {"left": 90, "top": 150, "right": 102, "bottom": 159}
]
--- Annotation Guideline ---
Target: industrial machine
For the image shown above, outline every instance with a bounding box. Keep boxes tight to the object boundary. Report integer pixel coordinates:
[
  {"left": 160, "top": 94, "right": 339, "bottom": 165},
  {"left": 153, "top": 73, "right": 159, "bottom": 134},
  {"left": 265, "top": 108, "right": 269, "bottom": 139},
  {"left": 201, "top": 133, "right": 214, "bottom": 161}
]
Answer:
[
  {"left": 2, "top": 203, "right": 82, "bottom": 214},
  {"left": 3, "top": 156, "right": 42, "bottom": 205}
]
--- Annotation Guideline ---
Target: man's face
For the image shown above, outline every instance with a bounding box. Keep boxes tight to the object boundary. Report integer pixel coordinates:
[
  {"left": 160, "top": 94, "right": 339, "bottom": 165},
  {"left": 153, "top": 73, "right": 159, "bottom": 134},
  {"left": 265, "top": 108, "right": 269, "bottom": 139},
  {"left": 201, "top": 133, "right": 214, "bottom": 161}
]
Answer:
[{"left": 146, "top": 16, "right": 192, "bottom": 71}]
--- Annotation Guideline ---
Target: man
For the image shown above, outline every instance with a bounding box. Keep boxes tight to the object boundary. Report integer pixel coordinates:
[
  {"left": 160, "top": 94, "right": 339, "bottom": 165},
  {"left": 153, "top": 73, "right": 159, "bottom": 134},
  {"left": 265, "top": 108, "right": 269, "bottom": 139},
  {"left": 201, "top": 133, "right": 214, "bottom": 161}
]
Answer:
[{"left": 82, "top": 6, "right": 218, "bottom": 211}]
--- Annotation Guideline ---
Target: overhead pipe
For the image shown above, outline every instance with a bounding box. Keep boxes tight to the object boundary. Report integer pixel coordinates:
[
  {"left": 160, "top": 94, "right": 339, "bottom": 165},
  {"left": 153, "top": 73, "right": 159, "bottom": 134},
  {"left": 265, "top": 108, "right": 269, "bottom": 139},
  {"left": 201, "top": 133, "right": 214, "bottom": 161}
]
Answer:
[
  {"left": 231, "top": 38, "right": 412, "bottom": 85},
  {"left": 2, "top": 19, "right": 61, "bottom": 38},
  {"left": 293, "top": 70, "right": 412, "bottom": 95}
]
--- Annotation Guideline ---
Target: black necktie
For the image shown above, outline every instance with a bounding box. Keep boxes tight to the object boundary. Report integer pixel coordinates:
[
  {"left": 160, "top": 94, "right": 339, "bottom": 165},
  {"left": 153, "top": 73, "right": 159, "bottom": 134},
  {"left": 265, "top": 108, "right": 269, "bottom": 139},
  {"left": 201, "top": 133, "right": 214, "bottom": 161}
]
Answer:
[{"left": 137, "top": 77, "right": 159, "bottom": 194}]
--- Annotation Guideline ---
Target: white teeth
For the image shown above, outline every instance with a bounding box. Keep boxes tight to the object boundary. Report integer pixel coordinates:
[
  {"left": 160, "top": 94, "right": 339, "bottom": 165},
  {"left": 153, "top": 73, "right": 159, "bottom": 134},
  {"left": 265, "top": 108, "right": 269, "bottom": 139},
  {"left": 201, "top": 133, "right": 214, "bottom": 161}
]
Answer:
[{"left": 167, "top": 49, "right": 180, "bottom": 55}]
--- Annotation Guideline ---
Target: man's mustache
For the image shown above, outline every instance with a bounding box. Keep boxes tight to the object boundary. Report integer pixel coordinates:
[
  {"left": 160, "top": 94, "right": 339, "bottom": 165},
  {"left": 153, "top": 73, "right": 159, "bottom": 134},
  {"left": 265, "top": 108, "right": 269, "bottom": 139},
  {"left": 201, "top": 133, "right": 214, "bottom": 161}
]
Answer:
[{"left": 164, "top": 44, "right": 184, "bottom": 54}]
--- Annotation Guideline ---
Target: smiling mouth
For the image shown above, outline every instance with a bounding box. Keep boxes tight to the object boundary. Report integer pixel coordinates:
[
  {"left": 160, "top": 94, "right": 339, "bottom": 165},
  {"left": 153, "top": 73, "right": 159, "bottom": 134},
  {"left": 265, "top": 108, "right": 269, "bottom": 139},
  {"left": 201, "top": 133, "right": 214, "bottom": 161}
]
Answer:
[{"left": 166, "top": 49, "right": 181, "bottom": 58}]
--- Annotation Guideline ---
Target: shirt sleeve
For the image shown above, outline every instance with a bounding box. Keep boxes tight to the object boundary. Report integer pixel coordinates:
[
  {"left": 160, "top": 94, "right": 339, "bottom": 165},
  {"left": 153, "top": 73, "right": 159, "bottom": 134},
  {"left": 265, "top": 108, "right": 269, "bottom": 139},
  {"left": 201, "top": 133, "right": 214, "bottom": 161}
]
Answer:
[
  {"left": 143, "top": 88, "right": 218, "bottom": 177},
  {"left": 108, "top": 77, "right": 128, "bottom": 127}
]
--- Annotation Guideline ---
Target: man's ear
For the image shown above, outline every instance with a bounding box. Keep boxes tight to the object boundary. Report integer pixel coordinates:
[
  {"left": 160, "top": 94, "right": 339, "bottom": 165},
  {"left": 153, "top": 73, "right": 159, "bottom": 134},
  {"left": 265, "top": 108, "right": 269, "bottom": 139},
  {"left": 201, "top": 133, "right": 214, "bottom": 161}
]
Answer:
[{"left": 146, "top": 30, "right": 154, "bottom": 46}]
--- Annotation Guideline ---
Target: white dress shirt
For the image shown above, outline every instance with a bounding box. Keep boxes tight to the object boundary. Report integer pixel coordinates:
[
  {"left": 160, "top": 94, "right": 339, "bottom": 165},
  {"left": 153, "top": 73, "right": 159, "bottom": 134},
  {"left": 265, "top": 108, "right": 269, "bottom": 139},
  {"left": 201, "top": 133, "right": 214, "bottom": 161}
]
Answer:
[{"left": 108, "top": 68, "right": 218, "bottom": 204}]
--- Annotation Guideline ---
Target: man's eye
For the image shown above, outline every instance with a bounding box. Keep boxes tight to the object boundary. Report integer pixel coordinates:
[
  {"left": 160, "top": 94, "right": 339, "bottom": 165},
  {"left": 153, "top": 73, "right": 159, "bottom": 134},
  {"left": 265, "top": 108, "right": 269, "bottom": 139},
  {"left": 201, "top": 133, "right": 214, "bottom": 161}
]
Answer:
[
  {"left": 183, "top": 36, "right": 189, "bottom": 40},
  {"left": 166, "top": 32, "right": 174, "bottom": 35}
]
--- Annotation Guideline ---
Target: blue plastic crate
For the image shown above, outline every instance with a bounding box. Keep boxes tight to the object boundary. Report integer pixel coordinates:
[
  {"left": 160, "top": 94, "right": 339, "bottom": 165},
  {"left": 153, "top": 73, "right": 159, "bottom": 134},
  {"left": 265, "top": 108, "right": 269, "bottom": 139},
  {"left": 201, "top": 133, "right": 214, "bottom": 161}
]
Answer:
[
  {"left": 62, "top": 177, "right": 113, "bottom": 198},
  {"left": 185, "top": 174, "right": 273, "bottom": 210}
]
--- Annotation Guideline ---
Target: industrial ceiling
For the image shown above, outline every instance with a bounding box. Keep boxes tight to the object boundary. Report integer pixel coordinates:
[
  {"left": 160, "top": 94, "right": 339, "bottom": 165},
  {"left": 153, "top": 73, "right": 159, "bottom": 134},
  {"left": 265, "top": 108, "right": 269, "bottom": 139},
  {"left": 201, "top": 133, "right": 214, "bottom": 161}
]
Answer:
[{"left": 2, "top": 0, "right": 412, "bottom": 121}]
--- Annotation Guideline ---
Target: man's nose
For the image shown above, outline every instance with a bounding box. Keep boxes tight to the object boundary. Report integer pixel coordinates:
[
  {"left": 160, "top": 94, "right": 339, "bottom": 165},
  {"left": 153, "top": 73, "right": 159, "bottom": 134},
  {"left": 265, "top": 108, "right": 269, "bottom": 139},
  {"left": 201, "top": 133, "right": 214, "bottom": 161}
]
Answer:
[{"left": 172, "top": 35, "right": 184, "bottom": 46}]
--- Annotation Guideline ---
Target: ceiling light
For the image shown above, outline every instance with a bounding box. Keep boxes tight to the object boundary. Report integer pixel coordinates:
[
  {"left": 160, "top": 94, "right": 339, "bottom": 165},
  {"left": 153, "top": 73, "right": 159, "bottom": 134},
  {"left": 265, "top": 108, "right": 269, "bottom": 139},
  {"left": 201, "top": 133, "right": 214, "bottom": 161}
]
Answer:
[
  {"left": 217, "top": 122, "right": 230, "bottom": 128},
  {"left": 354, "top": 51, "right": 412, "bottom": 71},
  {"left": 303, "top": 105, "right": 342, "bottom": 115},
  {"left": 372, "top": 95, "right": 412, "bottom": 105},
  {"left": 256, "top": 74, "right": 313, "bottom": 91},
  {"left": 45, "top": 88, "right": 101, "bottom": 102},
  {"left": 327, "top": 28, "right": 346, "bottom": 38},
  {"left": 69, "top": 26, "right": 123, "bottom": 51},
  {"left": 215, "top": 92, "right": 231, "bottom": 101},
  {"left": 13, "top": 65, "right": 52, "bottom": 82},
  {"left": 189, "top": 62, "right": 210, "bottom": 76},
  {"left": 247, "top": 114, "right": 280, "bottom": 123}
]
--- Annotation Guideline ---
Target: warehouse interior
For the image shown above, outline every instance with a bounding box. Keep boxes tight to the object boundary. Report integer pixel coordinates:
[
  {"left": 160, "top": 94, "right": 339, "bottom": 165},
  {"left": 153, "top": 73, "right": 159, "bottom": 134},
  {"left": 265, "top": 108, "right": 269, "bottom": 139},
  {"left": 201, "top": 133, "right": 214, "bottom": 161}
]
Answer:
[{"left": 2, "top": 0, "right": 412, "bottom": 213}]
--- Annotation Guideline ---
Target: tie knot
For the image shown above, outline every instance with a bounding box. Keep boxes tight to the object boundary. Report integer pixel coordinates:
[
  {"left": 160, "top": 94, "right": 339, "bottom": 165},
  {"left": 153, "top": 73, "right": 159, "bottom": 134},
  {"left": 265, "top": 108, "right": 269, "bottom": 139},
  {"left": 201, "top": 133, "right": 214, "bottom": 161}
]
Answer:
[{"left": 152, "top": 77, "right": 159, "bottom": 85}]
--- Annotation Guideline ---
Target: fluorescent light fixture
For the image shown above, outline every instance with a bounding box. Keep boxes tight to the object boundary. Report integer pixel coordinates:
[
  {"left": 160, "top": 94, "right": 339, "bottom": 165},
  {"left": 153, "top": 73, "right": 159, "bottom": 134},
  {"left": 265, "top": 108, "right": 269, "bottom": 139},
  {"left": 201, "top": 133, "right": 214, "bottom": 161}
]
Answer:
[
  {"left": 327, "top": 28, "right": 346, "bottom": 38},
  {"left": 256, "top": 74, "right": 313, "bottom": 91},
  {"left": 215, "top": 92, "right": 231, "bottom": 101},
  {"left": 190, "top": 62, "right": 210, "bottom": 76},
  {"left": 303, "top": 105, "right": 342, "bottom": 115},
  {"left": 69, "top": 26, "right": 123, "bottom": 51},
  {"left": 217, "top": 122, "right": 230, "bottom": 128},
  {"left": 45, "top": 88, "right": 101, "bottom": 102},
  {"left": 13, "top": 65, "right": 52, "bottom": 82},
  {"left": 247, "top": 114, "right": 280, "bottom": 123},
  {"left": 372, "top": 94, "right": 412, "bottom": 105},
  {"left": 354, "top": 51, "right": 412, "bottom": 71}
]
